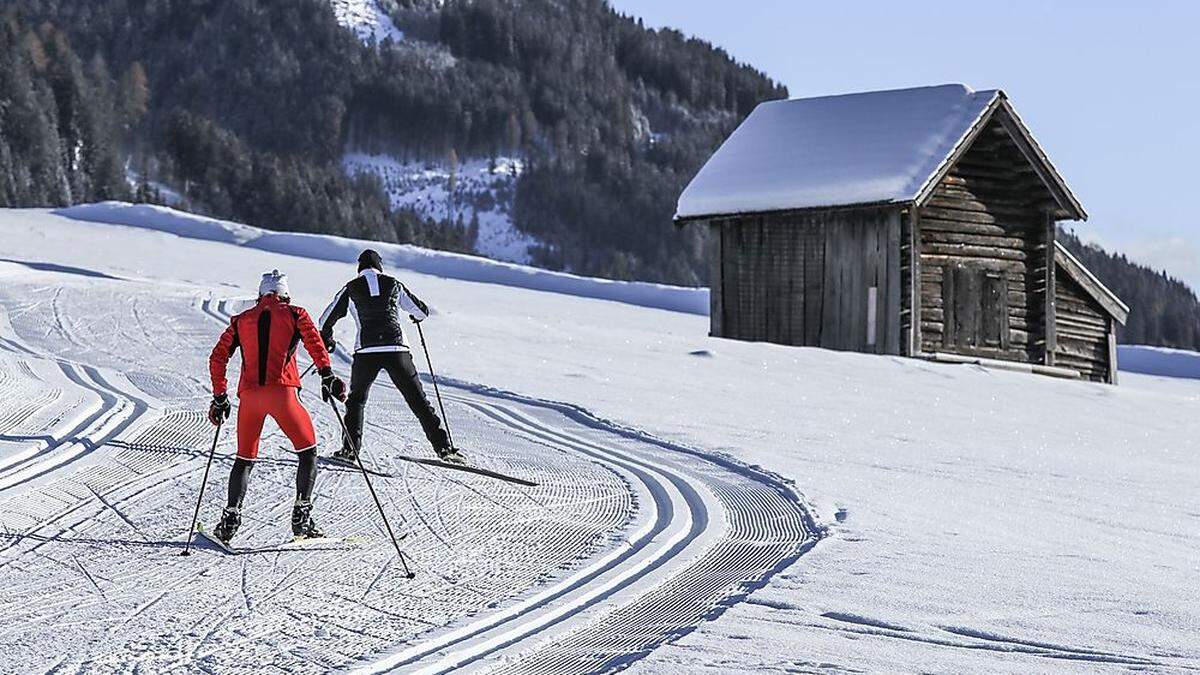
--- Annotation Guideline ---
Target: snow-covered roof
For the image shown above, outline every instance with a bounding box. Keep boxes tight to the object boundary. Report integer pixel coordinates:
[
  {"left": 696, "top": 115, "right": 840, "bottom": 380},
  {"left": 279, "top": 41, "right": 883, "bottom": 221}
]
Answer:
[{"left": 676, "top": 84, "right": 1081, "bottom": 220}]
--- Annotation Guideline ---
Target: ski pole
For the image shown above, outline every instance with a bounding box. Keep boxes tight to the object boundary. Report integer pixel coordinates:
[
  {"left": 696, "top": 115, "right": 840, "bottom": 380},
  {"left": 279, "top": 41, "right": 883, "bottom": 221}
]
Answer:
[
  {"left": 328, "top": 399, "right": 415, "bottom": 578},
  {"left": 415, "top": 321, "right": 455, "bottom": 450},
  {"left": 181, "top": 421, "right": 223, "bottom": 556},
  {"left": 300, "top": 362, "right": 316, "bottom": 380}
]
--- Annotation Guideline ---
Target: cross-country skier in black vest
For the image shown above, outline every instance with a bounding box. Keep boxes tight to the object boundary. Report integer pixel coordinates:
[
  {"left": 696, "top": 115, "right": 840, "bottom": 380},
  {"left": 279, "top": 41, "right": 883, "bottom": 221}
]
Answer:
[{"left": 318, "top": 249, "right": 464, "bottom": 465}]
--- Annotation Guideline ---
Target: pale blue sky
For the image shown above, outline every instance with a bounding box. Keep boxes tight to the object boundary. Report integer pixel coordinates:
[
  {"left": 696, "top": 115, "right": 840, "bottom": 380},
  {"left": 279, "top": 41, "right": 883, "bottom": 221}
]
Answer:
[{"left": 608, "top": 0, "right": 1200, "bottom": 290}]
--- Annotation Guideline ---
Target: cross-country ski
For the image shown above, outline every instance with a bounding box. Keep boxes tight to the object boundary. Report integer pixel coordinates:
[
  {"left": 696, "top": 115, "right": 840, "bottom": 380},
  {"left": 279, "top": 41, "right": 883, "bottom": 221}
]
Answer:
[
  {"left": 196, "top": 523, "right": 367, "bottom": 555},
  {"left": 324, "top": 452, "right": 539, "bottom": 487},
  {"left": 317, "top": 454, "right": 397, "bottom": 479},
  {"left": 1, "top": 2, "right": 1198, "bottom": 673}
]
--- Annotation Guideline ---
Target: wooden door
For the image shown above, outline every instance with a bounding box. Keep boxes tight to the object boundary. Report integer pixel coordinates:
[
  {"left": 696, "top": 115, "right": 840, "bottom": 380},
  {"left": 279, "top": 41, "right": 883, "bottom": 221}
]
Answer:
[{"left": 942, "top": 264, "right": 1009, "bottom": 351}]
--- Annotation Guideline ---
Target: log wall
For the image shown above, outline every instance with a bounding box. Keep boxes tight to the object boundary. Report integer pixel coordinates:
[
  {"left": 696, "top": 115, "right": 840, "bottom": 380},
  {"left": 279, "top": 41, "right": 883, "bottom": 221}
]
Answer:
[
  {"left": 915, "top": 114, "right": 1057, "bottom": 363},
  {"left": 1054, "top": 271, "right": 1113, "bottom": 382}
]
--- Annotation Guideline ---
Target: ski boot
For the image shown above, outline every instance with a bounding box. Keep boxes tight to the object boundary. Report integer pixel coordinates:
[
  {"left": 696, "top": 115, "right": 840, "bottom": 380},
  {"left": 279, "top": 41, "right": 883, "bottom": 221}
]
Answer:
[
  {"left": 436, "top": 445, "right": 467, "bottom": 465},
  {"left": 291, "top": 498, "right": 324, "bottom": 540},
  {"left": 331, "top": 445, "right": 358, "bottom": 465},
  {"left": 212, "top": 507, "right": 241, "bottom": 544}
]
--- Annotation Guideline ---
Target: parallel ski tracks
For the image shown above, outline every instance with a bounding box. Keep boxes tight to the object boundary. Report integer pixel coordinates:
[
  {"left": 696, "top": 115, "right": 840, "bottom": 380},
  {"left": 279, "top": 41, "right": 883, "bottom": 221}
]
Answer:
[
  {"left": 203, "top": 296, "right": 818, "bottom": 673},
  {"left": 0, "top": 283, "right": 818, "bottom": 674},
  {"left": 373, "top": 394, "right": 816, "bottom": 674}
]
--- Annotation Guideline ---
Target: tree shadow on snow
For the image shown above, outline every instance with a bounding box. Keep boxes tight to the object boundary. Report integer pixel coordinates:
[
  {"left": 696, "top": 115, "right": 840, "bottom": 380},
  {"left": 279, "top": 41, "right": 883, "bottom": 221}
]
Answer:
[
  {"left": 0, "top": 530, "right": 188, "bottom": 552},
  {"left": 0, "top": 258, "right": 126, "bottom": 281}
]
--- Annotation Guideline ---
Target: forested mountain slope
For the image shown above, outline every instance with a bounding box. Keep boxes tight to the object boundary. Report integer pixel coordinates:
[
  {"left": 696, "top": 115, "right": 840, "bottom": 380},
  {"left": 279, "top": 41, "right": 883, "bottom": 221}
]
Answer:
[
  {"left": 1060, "top": 230, "right": 1200, "bottom": 348},
  {"left": 1, "top": 0, "right": 782, "bottom": 284}
]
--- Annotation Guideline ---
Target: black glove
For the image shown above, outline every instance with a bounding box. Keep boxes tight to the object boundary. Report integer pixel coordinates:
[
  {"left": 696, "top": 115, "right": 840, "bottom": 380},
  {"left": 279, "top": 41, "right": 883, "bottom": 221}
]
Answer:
[
  {"left": 409, "top": 315, "right": 423, "bottom": 324},
  {"left": 209, "top": 394, "right": 231, "bottom": 426},
  {"left": 322, "top": 334, "right": 336, "bottom": 353},
  {"left": 319, "top": 368, "right": 347, "bottom": 402}
]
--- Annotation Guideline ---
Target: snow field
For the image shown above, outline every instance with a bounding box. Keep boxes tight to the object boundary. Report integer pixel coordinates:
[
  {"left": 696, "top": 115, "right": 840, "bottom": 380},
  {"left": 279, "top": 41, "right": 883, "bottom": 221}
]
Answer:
[
  {"left": 0, "top": 213, "right": 813, "bottom": 672},
  {"left": 0, "top": 207, "right": 1196, "bottom": 672},
  {"left": 0, "top": 277, "right": 637, "bottom": 670},
  {"left": 1118, "top": 344, "right": 1200, "bottom": 379}
]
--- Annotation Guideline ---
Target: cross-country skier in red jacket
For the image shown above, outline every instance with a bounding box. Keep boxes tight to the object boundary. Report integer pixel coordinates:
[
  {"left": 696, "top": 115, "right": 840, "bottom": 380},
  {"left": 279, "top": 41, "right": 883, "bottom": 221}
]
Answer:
[{"left": 207, "top": 270, "right": 347, "bottom": 544}]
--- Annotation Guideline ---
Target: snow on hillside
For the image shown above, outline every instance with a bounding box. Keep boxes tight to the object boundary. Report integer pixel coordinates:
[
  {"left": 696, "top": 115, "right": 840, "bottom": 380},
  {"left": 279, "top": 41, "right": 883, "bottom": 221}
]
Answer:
[
  {"left": 124, "top": 168, "right": 183, "bottom": 207},
  {"left": 343, "top": 153, "right": 540, "bottom": 264},
  {"left": 329, "top": 0, "right": 404, "bottom": 45},
  {"left": 56, "top": 202, "right": 707, "bottom": 315},
  {"left": 0, "top": 207, "right": 1197, "bottom": 672},
  {"left": 1118, "top": 344, "right": 1200, "bottom": 379}
]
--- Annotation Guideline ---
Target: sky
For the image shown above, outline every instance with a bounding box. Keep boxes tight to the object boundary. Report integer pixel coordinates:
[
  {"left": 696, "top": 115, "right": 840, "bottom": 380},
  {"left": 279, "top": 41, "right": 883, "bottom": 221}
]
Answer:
[{"left": 607, "top": 0, "right": 1200, "bottom": 291}]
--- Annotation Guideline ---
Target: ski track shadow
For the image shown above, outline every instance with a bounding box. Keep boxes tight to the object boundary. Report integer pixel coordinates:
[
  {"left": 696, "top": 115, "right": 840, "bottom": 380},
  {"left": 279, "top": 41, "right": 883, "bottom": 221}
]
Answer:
[
  {"left": 0, "top": 258, "right": 126, "bottom": 281},
  {"left": 109, "top": 441, "right": 403, "bottom": 486},
  {"left": 0, "top": 530, "right": 186, "bottom": 552},
  {"left": 0, "top": 432, "right": 83, "bottom": 447},
  {"left": 815, "top": 612, "right": 1175, "bottom": 669}
]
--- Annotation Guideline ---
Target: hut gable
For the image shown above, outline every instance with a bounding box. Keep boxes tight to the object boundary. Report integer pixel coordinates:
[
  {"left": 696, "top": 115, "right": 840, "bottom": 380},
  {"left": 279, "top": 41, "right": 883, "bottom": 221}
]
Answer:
[{"left": 914, "top": 109, "right": 1071, "bottom": 362}]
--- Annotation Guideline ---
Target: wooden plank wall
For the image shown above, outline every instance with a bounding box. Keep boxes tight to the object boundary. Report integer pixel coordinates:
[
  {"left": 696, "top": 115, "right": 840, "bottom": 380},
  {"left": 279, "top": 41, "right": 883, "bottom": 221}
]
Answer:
[
  {"left": 714, "top": 208, "right": 900, "bottom": 353},
  {"left": 917, "top": 114, "right": 1057, "bottom": 363},
  {"left": 1054, "top": 271, "right": 1113, "bottom": 382},
  {"left": 708, "top": 221, "right": 723, "bottom": 337},
  {"left": 900, "top": 211, "right": 916, "bottom": 356},
  {"left": 717, "top": 214, "right": 818, "bottom": 344},
  {"left": 820, "top": 209, "right": 900, "bottom": 353}
]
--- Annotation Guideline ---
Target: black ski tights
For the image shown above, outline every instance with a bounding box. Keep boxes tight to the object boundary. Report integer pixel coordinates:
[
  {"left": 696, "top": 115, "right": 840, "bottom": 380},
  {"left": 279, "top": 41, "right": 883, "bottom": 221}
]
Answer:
[
  {"left": 227, "top": 451, "right": 316, "bottom": 509},
  {"left": 227, "top": 458, "right": 253, "bottom": 509},
  {"left": 344, "top": 351, "right": 449, "bottom": 453},
  {"left": 296, "top": 448, "right": 317, "bottom": 502}
]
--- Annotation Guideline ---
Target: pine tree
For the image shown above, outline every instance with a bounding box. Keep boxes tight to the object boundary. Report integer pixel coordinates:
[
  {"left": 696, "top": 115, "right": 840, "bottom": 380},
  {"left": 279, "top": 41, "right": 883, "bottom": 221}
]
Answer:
[{"left": 119, "top": 62, "right": 149, "bottom": 143}]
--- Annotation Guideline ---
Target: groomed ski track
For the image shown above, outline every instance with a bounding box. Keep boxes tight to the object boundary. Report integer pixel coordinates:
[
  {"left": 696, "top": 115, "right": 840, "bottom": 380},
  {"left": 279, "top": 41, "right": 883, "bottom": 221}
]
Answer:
[{"left": 0, "top": 261, "right": 818, "bottom": 672}]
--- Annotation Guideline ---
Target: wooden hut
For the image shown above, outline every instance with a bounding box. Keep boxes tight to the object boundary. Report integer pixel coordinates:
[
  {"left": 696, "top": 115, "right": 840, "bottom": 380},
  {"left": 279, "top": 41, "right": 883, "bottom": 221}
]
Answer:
[{"left": 676, "top": 84, "right": 1129, "bottom": 383}]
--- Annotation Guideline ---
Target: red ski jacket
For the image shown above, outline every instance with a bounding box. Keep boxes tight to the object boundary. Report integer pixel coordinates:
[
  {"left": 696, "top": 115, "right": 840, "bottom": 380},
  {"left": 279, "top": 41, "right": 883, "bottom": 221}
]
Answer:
[{"left": 209, "top": 295, "right": 331, "bottom": 396}]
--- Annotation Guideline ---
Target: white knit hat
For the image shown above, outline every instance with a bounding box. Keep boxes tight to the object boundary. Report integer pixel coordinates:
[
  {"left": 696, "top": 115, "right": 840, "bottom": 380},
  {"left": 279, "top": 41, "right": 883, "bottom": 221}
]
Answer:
[{"left": 258, "top": 269, "right": 290, "bottom": 299}]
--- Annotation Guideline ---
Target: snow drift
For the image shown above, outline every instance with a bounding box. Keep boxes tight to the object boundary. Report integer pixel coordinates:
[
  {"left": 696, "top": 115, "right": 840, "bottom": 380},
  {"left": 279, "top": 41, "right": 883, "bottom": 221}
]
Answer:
[
  {"left": 1117, "top": 345, "right": 1200, "bottom": 379},
  {"left": 56, "top": 202, "right": 709, "bottom": 316}
]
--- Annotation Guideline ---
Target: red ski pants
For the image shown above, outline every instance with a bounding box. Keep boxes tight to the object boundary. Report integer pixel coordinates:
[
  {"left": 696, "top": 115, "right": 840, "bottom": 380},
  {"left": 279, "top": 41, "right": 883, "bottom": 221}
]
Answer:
[{"left": 236, "top": 386, "right": 317, "bottom": 460}]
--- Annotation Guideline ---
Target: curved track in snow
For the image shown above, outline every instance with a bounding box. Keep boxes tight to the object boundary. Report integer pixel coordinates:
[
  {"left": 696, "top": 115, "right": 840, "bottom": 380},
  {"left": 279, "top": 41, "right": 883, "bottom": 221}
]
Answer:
[{"left": 0, "top": 266, "right": 817, "bottom": 673}]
